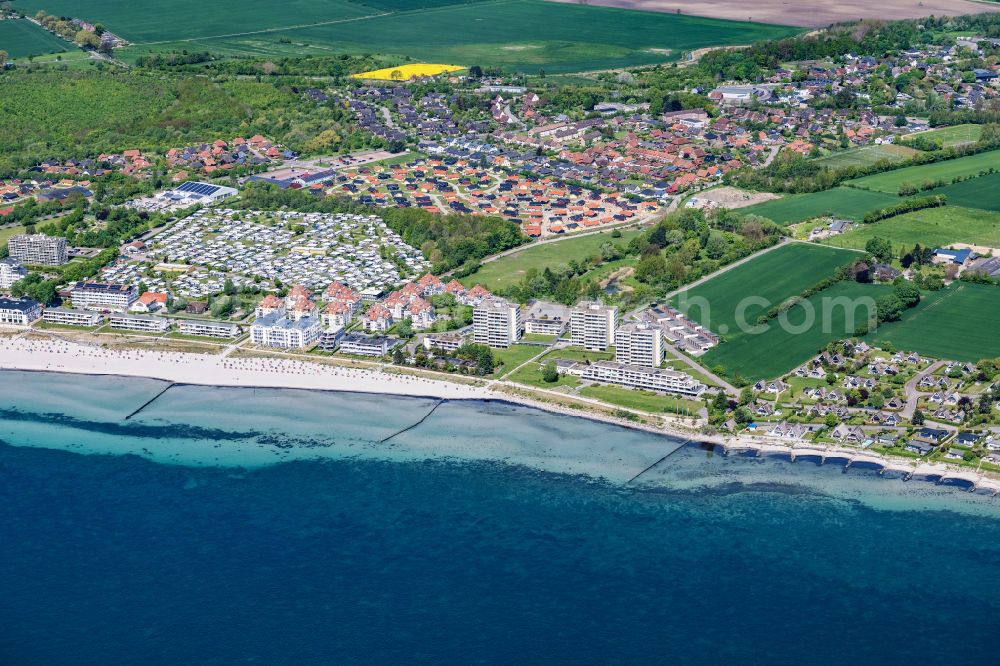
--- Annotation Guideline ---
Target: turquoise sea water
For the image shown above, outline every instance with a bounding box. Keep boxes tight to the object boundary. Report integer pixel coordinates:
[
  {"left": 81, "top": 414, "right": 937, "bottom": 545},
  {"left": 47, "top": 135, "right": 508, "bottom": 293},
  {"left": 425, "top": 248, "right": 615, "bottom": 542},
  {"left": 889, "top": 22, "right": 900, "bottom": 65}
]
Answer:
[{"left": 1, "top": 370, "right": 999, "bottom": 663}]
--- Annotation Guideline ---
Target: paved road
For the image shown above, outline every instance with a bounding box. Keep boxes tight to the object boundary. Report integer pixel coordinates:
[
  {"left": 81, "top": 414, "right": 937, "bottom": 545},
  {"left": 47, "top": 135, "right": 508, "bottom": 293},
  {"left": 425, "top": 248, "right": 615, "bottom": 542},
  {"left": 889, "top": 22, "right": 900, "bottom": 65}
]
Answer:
[
  {"left": 665, "top": 343, "right": 739, "bottom": 397},
  {"left": 902, "top": 360, "right": 947, "bottom": 418}
]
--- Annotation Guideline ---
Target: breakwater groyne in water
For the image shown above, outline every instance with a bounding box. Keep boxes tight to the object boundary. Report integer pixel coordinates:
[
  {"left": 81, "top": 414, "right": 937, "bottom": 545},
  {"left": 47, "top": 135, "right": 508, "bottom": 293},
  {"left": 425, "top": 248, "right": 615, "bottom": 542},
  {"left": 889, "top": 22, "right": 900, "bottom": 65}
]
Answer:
[{"left": 710, "top": 440, "right": 1000, "bottom": 495}]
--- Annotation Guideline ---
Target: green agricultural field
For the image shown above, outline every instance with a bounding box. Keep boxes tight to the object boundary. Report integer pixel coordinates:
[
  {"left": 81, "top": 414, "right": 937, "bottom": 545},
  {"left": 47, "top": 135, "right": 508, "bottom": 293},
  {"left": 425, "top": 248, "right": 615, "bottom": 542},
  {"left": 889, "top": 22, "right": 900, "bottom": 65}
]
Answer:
[
  {"left": 0, "top": 18, "right": 71, "bottom": 58},
  {"left": 904, "top": 124, "right": 983, "bottom": 148},
  {"left": 741, "top": 187, "right": 898, "bottom": 225},
  {"left": 23, "top": 0, "right": 802, "bottom": 73},
  {"left": 813, "top": 144, "right": 920, "bottom": 170},
  {"left": 461, "top": 228, "right": 644, "bottom": 291},
  {"left": 866, "top": 283, "right": 1000, "bottom": 362},
  {"left": 671, "top": 242, "right": 862, "bottom": 337},
  {"left": 825, "top": 206, "right": 1000, "bottom": 253},
  {"left": 925, "top": 172, "right": 1000, "bottom": 212},
  {"left": 697, "top": 281, "right": 893, "bottom": 382},
  {"left": 846, "top": 150, "right": 1000, "bottom": 194}
]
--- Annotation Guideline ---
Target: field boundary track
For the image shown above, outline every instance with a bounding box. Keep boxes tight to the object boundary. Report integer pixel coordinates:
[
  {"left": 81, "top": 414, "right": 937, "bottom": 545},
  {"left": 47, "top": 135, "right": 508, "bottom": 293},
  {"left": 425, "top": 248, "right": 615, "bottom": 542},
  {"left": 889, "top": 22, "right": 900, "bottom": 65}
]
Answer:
[{"left": 132, "top": 12, "right": 393, "bottom": 45}]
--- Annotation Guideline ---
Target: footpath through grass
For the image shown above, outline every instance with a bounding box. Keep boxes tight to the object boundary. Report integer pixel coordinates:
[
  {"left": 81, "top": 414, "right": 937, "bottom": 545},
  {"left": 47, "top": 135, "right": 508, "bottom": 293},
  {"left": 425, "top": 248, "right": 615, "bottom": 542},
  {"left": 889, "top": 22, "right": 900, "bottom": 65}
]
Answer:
[
  {"left": 461, "top": 228, "right": 644, "bottom": 291},
  {"left": 671, "top": 242, "right": 861, "bottom": 335}
]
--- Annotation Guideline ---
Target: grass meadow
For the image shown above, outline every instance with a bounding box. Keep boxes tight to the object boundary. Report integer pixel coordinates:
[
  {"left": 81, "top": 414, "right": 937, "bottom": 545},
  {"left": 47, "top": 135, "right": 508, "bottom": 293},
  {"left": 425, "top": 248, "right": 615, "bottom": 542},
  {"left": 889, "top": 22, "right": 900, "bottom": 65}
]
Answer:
[
  {"left": 904, "top": 124, "right": 983, "bottom": 148},
  {"left": 866, "top": 283, "right": 1000, "bottom": 362},
  {"left": 0, "top": 19, "right": 71, "bottom": 58},
  {"left": 846, "top": 150, "right": 1000, "bottom": 194},
  {"left": 19, "top": 0, "right": 803, "bottom": 73},
  {"left": 742, "top": 187, "right": 898, "bottom": 225},
  {"left": 813, "top": 144, "right": 920, "bottom": 170},
  {"left": 824, "top": 206, "right": 1000, "bottom": 252},
  {"left": 460, "top": 228, "right": 645, "bottom": 291}
]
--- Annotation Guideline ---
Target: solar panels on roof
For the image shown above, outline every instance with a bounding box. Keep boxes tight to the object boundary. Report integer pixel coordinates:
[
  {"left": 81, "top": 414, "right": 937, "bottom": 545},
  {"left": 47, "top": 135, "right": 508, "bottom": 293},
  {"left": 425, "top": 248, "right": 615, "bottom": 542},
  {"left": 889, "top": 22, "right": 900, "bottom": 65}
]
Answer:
[{"left": 176, "top": 181, "right": 222, "bottom": 197}]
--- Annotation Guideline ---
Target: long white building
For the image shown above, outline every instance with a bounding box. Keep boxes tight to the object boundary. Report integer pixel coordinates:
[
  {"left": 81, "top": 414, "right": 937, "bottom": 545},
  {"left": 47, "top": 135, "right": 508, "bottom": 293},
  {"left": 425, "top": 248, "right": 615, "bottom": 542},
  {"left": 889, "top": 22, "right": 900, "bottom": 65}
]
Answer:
[
  {"left": 177, "top": 320, "right": 242, "bottom": 338},
  {"left": 8, "top": 233, "right": 68, "bottom": 266},
  {"left": 250, "top": 312, "right": 322, "bottom": 349},
  {"left": 473, "top": 297, "right": 522, "bottom": 348},
  {"left": 42, "top": 307, "right": 103, "bottom": 327},
  {"left": 0, "top": 258, "right": 27, "bottom": 289},
  {"left": 615, "top": 322, "right": 664, "bottom": 367},
  {"left": 109, "top": 314, "right": 170, "bottom": 333},
  {"left": 570, "top": 301, "right": 618, "bottom": 351},
  {"left": 70, "top": 282, "right": 139, "bottom": 312},
  {"left": 580, "top": 360, "right": 705, "bottom": 397}
]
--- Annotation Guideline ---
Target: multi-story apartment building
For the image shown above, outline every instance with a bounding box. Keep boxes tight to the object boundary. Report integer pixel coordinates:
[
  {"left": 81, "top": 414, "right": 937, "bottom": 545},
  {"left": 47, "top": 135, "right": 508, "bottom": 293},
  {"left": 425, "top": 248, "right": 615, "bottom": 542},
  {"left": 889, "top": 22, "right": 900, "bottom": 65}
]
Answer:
[
  {"left": 570, "top": 301, "right": 618, "bottom": 351},
  {"left": 42, "top": 307, "right": 103, "bottom": 327},
  {"left": 109, "top": 314, "right": 170, "bottom": 333},
  {"left": 0, "top": 258, "right": 27, "bottom": 289},
  {"left": 177, "top": 320, "right": 242, "bottom": 338},
  {"left": 422, "top": 332, "right": 466, "bottom": 353},
  {"left": 614, "top": 322, "right": 664, "bottom": 367},
  {"left": 340, "top": 333, "right": 396, "bottom": 357},
  {"left": 580, "top": 360, "right": 705, "bottom": 397},
  {"left": 8, "top": 233, "right": 68, "bottom": 266},
  {"left": 473, "top": 297, "right": 522, "bottom": 348},
  {"left": 250, "top": 312, "right": 322, "bottom": 349},
  {"left": 70, "top": 282, "right": 139, "bottom": 312},
  {"left": 0, "top": 297, "right": 42, "bottom": 325}
]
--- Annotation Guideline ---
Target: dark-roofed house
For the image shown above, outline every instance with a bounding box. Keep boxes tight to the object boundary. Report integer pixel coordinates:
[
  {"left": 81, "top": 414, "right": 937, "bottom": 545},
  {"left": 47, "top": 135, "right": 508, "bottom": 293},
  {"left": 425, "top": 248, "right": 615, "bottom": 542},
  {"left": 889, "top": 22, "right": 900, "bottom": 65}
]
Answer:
[{"left": 0, "top": 296, "right": 42, "bottom": 325}]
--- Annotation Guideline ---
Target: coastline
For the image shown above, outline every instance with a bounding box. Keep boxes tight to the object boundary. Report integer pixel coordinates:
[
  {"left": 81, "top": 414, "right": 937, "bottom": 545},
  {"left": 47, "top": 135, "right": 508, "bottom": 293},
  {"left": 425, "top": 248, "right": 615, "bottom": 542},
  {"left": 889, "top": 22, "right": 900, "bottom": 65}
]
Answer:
[{"left": 1, "top": 334, "right": 997, "bottom": 495}]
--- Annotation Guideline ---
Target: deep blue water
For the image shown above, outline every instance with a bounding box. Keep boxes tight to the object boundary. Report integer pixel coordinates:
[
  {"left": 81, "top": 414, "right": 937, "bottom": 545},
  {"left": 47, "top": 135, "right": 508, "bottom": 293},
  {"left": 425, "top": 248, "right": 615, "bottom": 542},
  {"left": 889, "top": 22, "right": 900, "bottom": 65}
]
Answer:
[{"left": 1, "top": 373, "right": 999, "bottom": 664}]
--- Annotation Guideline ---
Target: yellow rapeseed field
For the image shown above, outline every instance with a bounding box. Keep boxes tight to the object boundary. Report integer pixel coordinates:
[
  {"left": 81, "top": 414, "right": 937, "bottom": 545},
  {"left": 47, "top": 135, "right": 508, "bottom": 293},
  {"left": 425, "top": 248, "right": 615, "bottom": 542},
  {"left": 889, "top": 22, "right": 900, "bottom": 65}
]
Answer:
[{"left": 351, "top": 64, "right": 464, "bottom": 81}]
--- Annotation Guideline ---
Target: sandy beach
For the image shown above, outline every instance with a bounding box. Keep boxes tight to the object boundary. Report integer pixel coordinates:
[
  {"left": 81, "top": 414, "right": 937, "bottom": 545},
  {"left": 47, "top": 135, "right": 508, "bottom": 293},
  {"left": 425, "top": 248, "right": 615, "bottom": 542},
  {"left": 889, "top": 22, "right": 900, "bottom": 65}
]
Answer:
[{"left": 0, "top": 335, "right": 493, "bottom": 401}]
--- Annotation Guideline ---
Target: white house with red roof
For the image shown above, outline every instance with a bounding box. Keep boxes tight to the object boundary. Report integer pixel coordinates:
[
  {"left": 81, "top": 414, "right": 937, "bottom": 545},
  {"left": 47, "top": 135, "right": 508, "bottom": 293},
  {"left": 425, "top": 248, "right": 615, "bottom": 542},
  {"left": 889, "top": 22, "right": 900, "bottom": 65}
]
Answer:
[
  {"left": 364, "top": 303, "right": 394, "bottom": 333},
  {"left": 321, "top": 301, "right": 354, "bottom": 330},
  {"left": 130, "top": 291, "right": 168, "bottom": 313},
  {"left": 463, "top": 284, "right": 492, "bottom": 306},
  {"left": 409, "top": 297, "right": 436, "bottom": 330},
  {"left": 255, "top": 294, "right": 285, "bottom": 318},
  {"left": 417, "top": 273, "right": 444, "bottom": 296},
  {"left": 444, "top": 279, "right": 467, "bottom": 300}
]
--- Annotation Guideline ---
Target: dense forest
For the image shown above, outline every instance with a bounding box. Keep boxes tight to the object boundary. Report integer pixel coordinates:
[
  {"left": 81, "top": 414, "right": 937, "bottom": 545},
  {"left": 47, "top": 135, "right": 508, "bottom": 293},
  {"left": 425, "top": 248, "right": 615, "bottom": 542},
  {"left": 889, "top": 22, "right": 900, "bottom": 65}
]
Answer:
[{"left": 237, "top": 183, "right": 528, "bottom": 273}]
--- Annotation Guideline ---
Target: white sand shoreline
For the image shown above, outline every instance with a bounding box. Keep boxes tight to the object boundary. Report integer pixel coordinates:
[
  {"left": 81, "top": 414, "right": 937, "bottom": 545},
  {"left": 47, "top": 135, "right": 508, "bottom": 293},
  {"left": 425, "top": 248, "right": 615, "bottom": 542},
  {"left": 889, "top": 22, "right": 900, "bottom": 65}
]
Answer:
[{"left": 1, "top": 335, "right": 997, "bottom": 495}]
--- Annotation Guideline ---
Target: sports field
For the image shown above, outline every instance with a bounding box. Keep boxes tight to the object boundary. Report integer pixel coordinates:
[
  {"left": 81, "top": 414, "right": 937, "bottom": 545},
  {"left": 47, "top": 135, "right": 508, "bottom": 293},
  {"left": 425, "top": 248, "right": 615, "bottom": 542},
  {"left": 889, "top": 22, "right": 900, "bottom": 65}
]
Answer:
[
  {"left": 460, "top": 228, "right": 645, "bottom": 291},
  {"left": 904, "top": 124, "right": 983, "bottom": 148},
  {"left": 866, "top": 283, "right": 1000, "bottom": 362},
  {"left": 925, "top": 172, "right": 1000, "bottom": 212},
  {"left": 846, "top": 150, "right": 1000, "bottom": 194},
  {"left": 740, "top": 187, "right": 897, "bottom": 225},
  {"left": 813, "top": 144, "right": 920, "bottom": 170},
  {"left": 0, "top": 19, "right": 71, "bottom": 58},
  {"left": 696, "top": 281, "right": 892, "bottom": 381},
  {"left": 18, "top": 0, "right": 802, "bottom": 73},
  {"left": 671, "top": 243, "right": 861, "bottom": 338},
  {"left": 825, "top": 206, "right": 1000, "bottom": 252}
]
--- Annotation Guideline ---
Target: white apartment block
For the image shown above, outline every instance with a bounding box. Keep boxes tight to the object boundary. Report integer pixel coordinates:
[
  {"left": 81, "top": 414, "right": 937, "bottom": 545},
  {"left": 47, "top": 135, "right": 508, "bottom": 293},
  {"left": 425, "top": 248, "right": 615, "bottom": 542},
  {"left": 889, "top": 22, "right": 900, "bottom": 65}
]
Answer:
[
  {"left": 422, "top": 332, "right": 466, "bottom": 352},
  {"left": 0, "top": 297, "right": 42, "bottom": 325},
  {"left": 615, "top": 322, "right": 664, "bottom": 367},
  {"left": 8, "top": 233, "right": 68, "bottom": 266},
  {"left": 570, "top": 301, "right": 618, "bottom": 351},
  {"left": 524, "top": 317, "right": 564, "bottom": 336},
  {"left": 340, "top": 333, "right": 395, "bottom": 357},
  {"left": 250, "top": 312, "right": 322, "bottom": 349},
  {"left": 70, "top": 282, "right": 139, "bottom": 312},
  {"left": 581, "top": 360, "right": 705, "bottom": 397},
  {"left": 109, "top": 314, "right": 170, "bottom": 333},
  {"left": 177, "top": 320, "right": 242, "bottom": 338},
  {"left": 0, "top": 258, "right": 27, "bottom": 289},
  {"left": 473, "top": 297, "right": 522, "bottom": 348},
  {"left": 42, "top": 307, "right": 103, "bottom": 327}
]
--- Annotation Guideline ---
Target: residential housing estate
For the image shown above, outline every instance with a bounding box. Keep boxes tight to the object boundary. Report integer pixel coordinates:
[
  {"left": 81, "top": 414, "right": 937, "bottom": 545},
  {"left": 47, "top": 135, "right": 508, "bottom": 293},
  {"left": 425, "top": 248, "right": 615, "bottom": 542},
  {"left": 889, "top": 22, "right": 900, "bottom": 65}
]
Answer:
[
  {"left": 8, "top": 233, "right": 68, "bottom": 266},
  {"left": 473, "top": 297, "right": 523, "bottom": 348}
]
